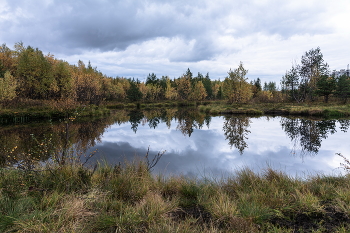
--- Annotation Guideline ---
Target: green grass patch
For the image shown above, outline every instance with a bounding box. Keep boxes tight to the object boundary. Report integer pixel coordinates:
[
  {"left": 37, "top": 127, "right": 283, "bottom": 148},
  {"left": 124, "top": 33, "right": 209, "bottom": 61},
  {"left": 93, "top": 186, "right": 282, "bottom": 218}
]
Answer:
[{"left": 197, "top": 101, "right": 350, "bottom": 117}]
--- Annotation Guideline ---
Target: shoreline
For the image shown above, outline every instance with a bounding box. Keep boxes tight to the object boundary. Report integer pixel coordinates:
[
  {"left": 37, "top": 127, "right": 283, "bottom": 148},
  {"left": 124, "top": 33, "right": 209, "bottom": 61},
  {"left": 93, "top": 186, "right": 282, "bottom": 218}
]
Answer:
[{"left": 1, "top": 101, "right": 350, "bottom": 123}]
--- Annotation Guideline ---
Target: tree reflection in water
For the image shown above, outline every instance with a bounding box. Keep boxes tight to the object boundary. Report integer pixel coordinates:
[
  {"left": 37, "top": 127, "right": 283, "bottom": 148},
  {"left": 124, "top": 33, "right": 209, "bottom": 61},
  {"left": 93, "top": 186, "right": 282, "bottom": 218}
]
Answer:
[
  {"left": 222, "top": 116, "right": 251, "bottom": 155},
  {"left": 2, "top": 109, "right": 350, "bottom": 168},
  {"left": 128, "top": 110, "right": 144, "bottom": 133},
  {"left": 128, "top": 108, "right": 210, "bottom": 137},
  {"left": 0, "top": 116, "right": 115, "bottom": 168},
  {"left": 175, "top": 109, "right": 208, "bottom": 137},
  {"left": 280, "top": 117, "right": 350, "bottom": 157}
]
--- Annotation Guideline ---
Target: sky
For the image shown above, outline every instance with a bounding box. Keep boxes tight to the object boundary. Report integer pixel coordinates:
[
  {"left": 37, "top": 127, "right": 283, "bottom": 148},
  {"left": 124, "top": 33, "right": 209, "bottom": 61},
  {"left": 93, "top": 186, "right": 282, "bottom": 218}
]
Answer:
[{"left": 1, "top": 0, "right": 350, "bottom": 83}]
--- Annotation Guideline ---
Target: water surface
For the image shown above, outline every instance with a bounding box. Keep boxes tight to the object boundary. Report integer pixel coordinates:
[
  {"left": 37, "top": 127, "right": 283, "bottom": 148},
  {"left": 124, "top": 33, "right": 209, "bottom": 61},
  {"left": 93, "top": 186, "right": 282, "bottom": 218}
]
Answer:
[
  {"left": 1, "top": 109, "right": 349, "bottom": 178},
  {"left": 86, "top": 110, "right": 350, "bottom": 178}
]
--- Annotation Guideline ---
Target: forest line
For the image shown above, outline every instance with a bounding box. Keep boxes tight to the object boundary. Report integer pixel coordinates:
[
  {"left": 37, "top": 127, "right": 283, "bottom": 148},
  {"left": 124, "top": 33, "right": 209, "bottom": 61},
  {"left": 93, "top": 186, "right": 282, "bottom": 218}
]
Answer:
[{"left": 1, "top": 43, "right": 350, "bottom": 108}]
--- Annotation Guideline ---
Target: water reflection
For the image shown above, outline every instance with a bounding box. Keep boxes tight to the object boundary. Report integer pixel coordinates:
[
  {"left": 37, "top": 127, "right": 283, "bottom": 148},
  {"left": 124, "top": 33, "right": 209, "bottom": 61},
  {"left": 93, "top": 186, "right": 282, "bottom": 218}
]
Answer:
[
  {"left": 280, "top": 118, "right": 348, "bottom": 157},
  {"left": 223, "top": 116, "right": 251, "bottom": 154},
  {"left": 1, "top": 109, "right": 350, "bottom": 177},
  {"left": 128, "top": 110, "right": 144, "bottom": 133},
  {"left": 126, "top": 108, "right": 211, "bottom": 136},
  {"left": 0, "top": 116, "right": 113, "bottom": 167}
]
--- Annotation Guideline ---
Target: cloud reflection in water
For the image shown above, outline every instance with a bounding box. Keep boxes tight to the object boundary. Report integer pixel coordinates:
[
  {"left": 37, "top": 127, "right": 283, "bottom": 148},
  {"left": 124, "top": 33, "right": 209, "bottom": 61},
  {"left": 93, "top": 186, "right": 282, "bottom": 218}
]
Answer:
[{"left": 87, "top": 116, "right": 349, "bottom": 179}]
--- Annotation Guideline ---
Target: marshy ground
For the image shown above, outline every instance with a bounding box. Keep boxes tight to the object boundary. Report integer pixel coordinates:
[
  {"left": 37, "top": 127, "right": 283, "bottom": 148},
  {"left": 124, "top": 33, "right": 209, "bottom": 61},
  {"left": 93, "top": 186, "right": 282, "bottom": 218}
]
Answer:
[{"left": 1, "top": 158, "right": 350, "bottom": 232}]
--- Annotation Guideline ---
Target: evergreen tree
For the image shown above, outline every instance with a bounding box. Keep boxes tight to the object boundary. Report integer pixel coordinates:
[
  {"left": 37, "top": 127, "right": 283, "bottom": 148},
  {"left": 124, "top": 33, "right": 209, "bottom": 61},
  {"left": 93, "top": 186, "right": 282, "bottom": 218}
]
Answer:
[
  {"left": 126, "top": 79, "right": 143, "bottom": 101},
  {"left": 281, "top": 65, "right": 304, "bottom": 102},
  {"left": 254, "top": 78, "right": 262, "bottom": 91},
  {"left": 335, "top": 74, "right": 350, "bottom": 103},
  {"left": 185, "top": 68, "right": 193, "bottom": 79},
  {"left": 263, "top": 81, "right": 277, "bottom": 92},
  {"left": 203, "top": 73, "right": 213, "bottom": 99},
  {"left": 316, "top": 75, "right": 336, "bottom": 103},
  {"left": 146, "top": 73, "right": 158, "bottom": 86},
  {"left": 0, "top": 61, "right": 5, "bottom": 78}
]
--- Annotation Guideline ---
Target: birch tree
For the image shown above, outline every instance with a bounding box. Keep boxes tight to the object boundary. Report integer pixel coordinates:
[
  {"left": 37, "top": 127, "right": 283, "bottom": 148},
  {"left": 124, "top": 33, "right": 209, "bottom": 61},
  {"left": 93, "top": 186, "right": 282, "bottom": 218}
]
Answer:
[{"left": 223, "top": 62, "right": 252, "bottom": 103}]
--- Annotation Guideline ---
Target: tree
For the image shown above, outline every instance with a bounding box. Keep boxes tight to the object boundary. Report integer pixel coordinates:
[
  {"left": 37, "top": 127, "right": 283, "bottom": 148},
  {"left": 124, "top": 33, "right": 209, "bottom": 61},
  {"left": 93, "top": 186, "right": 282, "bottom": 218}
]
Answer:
[
  {"left": 165, "top": 77, "right": 177, "bottom": 100},
  {"left": 223, "top": 62, "right": 252, "bottom": 103},
  {"left": 0, "top": 61, "right": 5, "bottom": 78},
  {"left": 217, "top": 86, "right": 224, "bottom": 99},
  {"left": 0, "top": 71, "right": 17, "bottom": 101},
  {"left": 126, "top": 79, "right": 143, "bottom": 101},
  {"left": 112, "top": 77, "right": 130, "bottom": 100},
  {"left": 281, "top": 47, "right": 329, "bottom": 102},
  {"left": 176, "top": 75, "right": 192, "bottom": 100},
  {"left": 263, "top": 81, "right": 277, "bottom": 92},
  {"left": 299, "top": 47, "right": 329, "bottom": 100},
  {"left": 315, "top": 75, "right": 336, "bottom": 103},
  {"left": 0, "top": 43, "right": 16, "bottom": 74},
  {"left": 254, "top": 78, "right": 262, "bottom": 91},
  {"left": 147, "top": 84, "right": 163, "bottom": 101},
  {"left": 16, "top": 46, "right": 54, "bottom": 99},
  {"left": 73, "top": 61, "right": 103, "bottom": 104},
  {"left": 281, "top": 65, "right": 304, "bottom": 102},
  {"left": 252, "top": 78, "right": 262, "bottom": 98},
  {"left": 203, "top": 73, "right": 213, "bottom": 99},
  {"left": 138, "top": 82, "right": 148, "bottom": 100},
  {"left": 53, "top": 61, "right": 74, "bottom": 99},
  {"left": 145, "top": 73, "right": 158, "bottom": 86},
  {"left": 185, "top": 68, "right": 193, "bottom": 79},
  {"left": 335, "top": 74, "right": 350, "bottom": 103},
  {"left": 190, "top": 81, "right": 207, "bottom": 101},
  {"left": 212, "top": 81, "right": 222, "bottom": 100}
]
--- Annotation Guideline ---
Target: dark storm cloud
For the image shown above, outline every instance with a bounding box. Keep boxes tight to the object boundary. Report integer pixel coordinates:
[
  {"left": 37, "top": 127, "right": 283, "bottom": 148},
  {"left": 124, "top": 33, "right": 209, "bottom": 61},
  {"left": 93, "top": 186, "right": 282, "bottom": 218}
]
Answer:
[
  {"left": 1, "top": 0, "right": 331, "bottom": 59},
  {"left": 2, "top": 0, "right": 212, "bottom": 54}
]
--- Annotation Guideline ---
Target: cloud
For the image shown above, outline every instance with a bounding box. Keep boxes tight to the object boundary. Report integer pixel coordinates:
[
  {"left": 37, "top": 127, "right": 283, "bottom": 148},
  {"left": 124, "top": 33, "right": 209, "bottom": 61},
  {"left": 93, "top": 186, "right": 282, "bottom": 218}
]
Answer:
[
  {"left": 1, "top": 0, "right": 349, "bottom": 81},
  {"left": 2, "top": 0, "right": 333, "bottom": 51}
]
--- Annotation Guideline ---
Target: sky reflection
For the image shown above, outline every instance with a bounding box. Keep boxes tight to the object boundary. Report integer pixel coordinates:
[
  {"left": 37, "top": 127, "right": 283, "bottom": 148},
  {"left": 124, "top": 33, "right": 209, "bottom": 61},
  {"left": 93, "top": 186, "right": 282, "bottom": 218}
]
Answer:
[{"left": 87, "top": 116, "right": 349, "bottom": 179}]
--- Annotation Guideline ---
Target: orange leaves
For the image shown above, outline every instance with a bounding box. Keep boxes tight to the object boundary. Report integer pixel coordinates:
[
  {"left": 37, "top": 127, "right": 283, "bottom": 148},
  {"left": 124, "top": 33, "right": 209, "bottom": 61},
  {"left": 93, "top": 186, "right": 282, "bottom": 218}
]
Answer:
[{"left": 176, "top": 75, "right": 191, "bottom": 100}]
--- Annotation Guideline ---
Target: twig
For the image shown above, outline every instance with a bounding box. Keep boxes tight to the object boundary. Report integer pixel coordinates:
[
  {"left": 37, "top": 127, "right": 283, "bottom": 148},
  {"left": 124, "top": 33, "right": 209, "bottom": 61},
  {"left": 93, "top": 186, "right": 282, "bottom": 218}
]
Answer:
[{"left": 145, "top": 146, "right": 166, "bottom": 172}]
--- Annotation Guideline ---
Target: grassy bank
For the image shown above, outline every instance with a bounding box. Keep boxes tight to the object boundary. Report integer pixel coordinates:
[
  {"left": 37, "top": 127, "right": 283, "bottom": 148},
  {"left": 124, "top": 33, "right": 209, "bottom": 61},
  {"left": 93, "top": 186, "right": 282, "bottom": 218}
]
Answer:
[
  {"left": 198, "top": 102, "right": 350, "bottom": 117},
  {"left": 2, "top": 99, "right": 350, "bottom": 124},
  {"left": 1, "top": 158, "right": 350, "bottom": 232}
]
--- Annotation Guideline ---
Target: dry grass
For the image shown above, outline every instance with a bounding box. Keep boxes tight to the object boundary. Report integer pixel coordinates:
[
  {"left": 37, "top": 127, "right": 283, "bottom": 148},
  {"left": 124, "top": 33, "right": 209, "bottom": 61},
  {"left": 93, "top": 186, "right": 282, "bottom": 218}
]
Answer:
[{"left": 1, "top": 160, "right": 350, "bottom": 232}]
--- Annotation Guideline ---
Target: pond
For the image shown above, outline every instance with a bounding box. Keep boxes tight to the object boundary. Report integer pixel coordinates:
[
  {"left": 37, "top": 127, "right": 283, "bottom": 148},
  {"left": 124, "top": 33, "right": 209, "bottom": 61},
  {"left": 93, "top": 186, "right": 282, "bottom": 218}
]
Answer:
[{"left": 1, "top": 108, "right": 349, "bottom": 178}]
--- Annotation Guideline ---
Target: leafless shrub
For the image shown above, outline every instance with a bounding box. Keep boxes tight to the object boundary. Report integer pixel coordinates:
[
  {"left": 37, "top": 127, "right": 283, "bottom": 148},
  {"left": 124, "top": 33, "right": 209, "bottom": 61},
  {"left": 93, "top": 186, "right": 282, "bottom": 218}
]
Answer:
[{"left": 145, "top": 146, "right": 166, "bottom": 171}]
